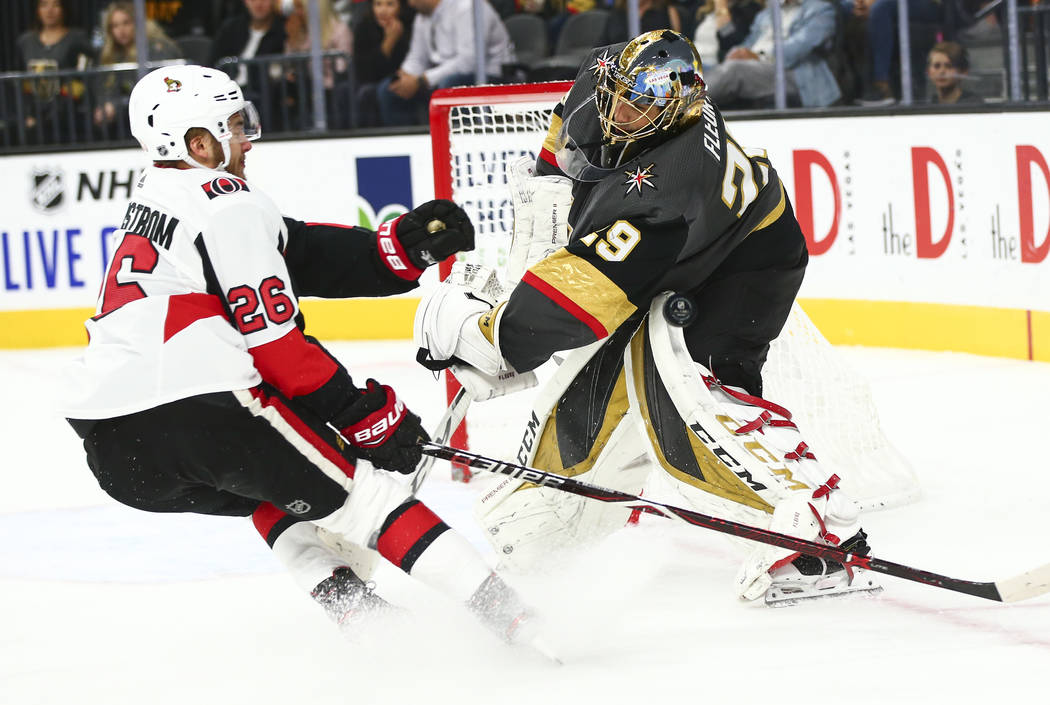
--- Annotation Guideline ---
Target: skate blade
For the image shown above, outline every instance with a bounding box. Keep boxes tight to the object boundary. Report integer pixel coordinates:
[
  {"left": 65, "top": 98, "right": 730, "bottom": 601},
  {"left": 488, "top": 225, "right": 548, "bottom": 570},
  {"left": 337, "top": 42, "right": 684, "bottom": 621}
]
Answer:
[
  {"left": 525, "top": 635, "right": 564, "bottom": 666},
  {"left": 765, "top": 573, "right": 883, "bottom": 608}
]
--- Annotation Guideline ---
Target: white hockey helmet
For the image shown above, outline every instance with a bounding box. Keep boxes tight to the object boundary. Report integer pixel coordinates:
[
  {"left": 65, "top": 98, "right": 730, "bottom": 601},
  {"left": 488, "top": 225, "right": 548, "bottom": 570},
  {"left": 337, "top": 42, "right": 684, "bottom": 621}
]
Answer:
[{"left": 128, "top": 64, "right": 260, "bottom": 169}]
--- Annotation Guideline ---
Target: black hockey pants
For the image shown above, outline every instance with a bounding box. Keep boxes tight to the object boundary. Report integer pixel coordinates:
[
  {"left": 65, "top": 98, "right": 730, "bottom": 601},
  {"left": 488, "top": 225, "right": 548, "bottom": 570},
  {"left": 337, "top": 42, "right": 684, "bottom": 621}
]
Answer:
[{"left": 67, "top": 384, "right": 357, "bottom": 521}]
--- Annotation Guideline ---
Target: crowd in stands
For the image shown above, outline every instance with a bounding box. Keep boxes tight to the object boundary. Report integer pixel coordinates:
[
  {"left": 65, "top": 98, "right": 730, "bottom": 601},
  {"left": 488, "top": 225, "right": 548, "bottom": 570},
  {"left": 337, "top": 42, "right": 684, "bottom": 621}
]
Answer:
[{"left": 0, "top": 0, "right": 1020, "bottom": 148}]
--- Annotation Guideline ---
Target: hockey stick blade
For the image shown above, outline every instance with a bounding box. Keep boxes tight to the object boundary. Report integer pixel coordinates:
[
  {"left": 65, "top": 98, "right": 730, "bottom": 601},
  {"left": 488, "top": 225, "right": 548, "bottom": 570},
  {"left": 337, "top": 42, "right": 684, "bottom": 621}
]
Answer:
[{"left": 420, "top": 442, "right": 1050, "bottom": 604}]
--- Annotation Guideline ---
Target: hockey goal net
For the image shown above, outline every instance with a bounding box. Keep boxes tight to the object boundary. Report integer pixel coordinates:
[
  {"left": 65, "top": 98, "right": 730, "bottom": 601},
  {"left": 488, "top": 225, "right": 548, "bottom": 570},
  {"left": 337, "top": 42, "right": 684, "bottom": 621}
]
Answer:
[{"left": 428, "top": 82, "right": 920, "bottom": 511}]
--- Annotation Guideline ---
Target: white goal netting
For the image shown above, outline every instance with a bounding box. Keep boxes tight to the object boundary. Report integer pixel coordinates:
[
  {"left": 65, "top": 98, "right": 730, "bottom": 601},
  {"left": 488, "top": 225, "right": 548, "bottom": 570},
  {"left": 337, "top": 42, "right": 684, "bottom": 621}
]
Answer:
[{"left": 433, "top": 85, "right": 920, "bottom": 511}]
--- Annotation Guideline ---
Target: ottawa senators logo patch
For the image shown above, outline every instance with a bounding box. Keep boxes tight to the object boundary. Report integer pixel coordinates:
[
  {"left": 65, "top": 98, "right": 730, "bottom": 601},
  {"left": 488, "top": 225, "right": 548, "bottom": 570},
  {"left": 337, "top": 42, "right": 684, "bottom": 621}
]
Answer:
[{"left": 202, "top": 176, "right": 250, "bottom": 199}]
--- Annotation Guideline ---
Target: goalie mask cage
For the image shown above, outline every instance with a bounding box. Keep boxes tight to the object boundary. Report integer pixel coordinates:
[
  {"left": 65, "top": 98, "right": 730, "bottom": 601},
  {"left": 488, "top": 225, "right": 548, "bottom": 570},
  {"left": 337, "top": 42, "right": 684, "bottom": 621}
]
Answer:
[{"left": 428, "top": 82, "right": 920, "bottom": 512}]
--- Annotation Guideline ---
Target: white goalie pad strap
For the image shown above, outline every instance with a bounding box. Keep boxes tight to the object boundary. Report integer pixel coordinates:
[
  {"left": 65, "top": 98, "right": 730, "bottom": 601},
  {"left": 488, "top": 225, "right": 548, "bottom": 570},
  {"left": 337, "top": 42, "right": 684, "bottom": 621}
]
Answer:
[
  {"left": 451, "top": 363, "right": 538, "bottom": 402},
  {"left": 505, "top": 155, "right": 572, "bottom": 286},
  {"left": 413, "top": 281, "right": 507, "bottom": 376}
]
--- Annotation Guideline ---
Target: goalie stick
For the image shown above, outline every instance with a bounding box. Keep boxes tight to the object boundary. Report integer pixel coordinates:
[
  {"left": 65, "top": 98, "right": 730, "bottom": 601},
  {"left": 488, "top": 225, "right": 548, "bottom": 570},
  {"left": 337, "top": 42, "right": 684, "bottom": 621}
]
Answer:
[{"left": 419, "top": 442, "right": 1050, "bottom": 604}]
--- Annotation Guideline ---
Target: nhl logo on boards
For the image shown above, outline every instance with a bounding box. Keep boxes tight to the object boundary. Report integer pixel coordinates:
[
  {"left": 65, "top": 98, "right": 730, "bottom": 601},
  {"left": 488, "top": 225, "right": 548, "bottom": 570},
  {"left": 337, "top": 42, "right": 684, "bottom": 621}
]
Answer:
[
  {"left": 202, "top": 176, "right": 250, "bottom": 199},
  {"left": 285, "top": 499, "right": 311, "bottom": 515},
  {"left": 29, "top": 167, "right": 64, "bottom": 213}
]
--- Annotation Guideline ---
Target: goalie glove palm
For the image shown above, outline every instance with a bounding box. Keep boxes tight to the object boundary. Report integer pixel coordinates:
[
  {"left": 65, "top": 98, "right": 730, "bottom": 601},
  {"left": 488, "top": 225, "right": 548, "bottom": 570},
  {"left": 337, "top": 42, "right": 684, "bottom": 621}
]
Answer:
[
  {"left": 335, "top": 380, "right": 429, "bottom": 474},
  {"left": 395, "top": 199, "right": 475, "bottom": 270}
]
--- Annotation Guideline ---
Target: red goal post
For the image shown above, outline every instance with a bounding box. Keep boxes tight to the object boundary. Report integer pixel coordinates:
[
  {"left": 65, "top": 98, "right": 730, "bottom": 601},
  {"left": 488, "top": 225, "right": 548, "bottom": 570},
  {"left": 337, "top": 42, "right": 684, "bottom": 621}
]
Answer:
[{"left": 427, "top": 82, "right": 920, "bottom": 510}]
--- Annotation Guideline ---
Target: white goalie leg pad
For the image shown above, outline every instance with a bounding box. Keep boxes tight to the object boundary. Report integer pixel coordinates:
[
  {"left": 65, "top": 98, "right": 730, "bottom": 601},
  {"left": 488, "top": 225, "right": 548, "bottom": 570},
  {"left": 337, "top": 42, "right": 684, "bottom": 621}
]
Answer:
[
  {"left": 267, "top": 521, "right": 353, "bottom": 593},
  {"left": 480, "top": 419, "right": 650, "bottom": 572},
  {"left": 505, "top": 154, "right": 572, "bottom": 287},
  {"left": 645, "top": 294, "right": 867, "bottom": 598},
  {"left": 311, "top": 461, "right": 414, "bottom": 548},
  {"left": 413, "top": 281, "right": 507, "bottom": 376},
  {"left": 474, "top": 338, "right": 607, "bottom": 520}
]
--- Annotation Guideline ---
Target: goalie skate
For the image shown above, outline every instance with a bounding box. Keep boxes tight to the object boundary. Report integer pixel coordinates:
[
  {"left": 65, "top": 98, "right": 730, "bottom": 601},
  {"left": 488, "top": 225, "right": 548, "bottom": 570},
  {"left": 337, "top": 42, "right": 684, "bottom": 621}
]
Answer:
[{"left": 763, "top": 532, "right": 883, "bottom": 607}]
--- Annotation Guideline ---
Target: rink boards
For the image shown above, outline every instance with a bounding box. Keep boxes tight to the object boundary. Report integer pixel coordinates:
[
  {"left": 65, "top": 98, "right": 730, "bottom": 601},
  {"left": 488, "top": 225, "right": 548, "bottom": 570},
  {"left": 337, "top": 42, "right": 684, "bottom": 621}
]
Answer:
[{"left": 1, "top": 109, "right": 1049, "bottom": 360}]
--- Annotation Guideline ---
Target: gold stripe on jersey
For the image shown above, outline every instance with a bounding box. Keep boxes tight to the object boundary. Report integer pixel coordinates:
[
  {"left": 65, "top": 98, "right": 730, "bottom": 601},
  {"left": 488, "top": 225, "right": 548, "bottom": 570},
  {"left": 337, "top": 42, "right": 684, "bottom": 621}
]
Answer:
[
  {"left": 518, "top": 367, "right": 631, "bottom": 492},
  {"left": 629, "top": 324, "right": 774, "bottom": 514},
  {"left": 477, "top": 301, "right": 506, "bottom": 345},
  {"left": 528, "top": 248, "right": 637, "bottom": 336},
  {"left": 748, "top": 181, "right": 787, "bottom": 235},
  {"left": 541, "top": 111, "right": 564, "bottom": 155}
]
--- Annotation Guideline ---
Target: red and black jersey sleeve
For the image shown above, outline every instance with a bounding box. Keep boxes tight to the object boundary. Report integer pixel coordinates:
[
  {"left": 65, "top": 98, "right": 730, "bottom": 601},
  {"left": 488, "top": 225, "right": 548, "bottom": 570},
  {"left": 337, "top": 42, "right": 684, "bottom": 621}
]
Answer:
[
  {"left": 282, "top": 217, "right": 420, "bottom": 299},
  {"left": 500, "top": 217, "right": 687, "bottom": 372},
  {"left": 249, "top": 329, "right": 360, "bottom": 420}
]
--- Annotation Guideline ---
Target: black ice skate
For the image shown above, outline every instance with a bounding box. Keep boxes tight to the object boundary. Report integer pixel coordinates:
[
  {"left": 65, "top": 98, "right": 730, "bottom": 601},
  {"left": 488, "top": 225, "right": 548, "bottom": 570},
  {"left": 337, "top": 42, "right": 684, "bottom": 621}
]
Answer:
[
  {"left": 467, "top": 573, "right": 561, "bottom": 663},
  {"left": 311, "top": 567, "right": 390, "bottom": 629}
]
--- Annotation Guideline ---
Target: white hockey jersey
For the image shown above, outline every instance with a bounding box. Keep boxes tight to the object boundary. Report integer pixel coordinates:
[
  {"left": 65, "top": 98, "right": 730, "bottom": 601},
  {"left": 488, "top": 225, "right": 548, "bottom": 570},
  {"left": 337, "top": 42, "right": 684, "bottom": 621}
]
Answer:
[{"left": 60, "top": 165, "right": 295, "bottom": 419}]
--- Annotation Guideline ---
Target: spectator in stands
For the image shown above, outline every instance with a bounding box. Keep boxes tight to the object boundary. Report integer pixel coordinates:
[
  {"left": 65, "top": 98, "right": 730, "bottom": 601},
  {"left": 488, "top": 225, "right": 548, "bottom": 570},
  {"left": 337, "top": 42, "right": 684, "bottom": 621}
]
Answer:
[
  {"left": 284, "top": 0, "right": 353, "bottom": 127},
  {"left": 211, "top": 0, "right": 288, "bottom": 79},
  {"left": 926, "top": 40, "right": 983, "bottom": 105},
  {"left": 691, "top": 0, "right": 761, "bottom": 69},
  {"left": 855, "top": 0, "right": 944, "bottom": 105},
  {"left": 545, "top": 0, "right": 602, "bottom": 49},
  {"left": 93, "top": 2, "right": 181, "bottom": 130},
  {"left": 703, "top": 0, "right": 840, "bottom": 109},
  {"left": 144, "top": 0, "right": 215, "bottom": 38},
  {"left": 378, "top": 0, "right": 515, "bottom": 126},
  {"left": 353, "top": 0, "right": 414, "bottom": 127},
  {"left": 16, "top": 0, "right": 93, "bottom": 74},
  {"left": 599, "top": 0, "right": 682, "bottom": 46},
  {"left": 284, "top": 0, "right": 352, "bottom": 88},
  {"left": 15, "top": 0, "right": 94, "bottom": 138}
]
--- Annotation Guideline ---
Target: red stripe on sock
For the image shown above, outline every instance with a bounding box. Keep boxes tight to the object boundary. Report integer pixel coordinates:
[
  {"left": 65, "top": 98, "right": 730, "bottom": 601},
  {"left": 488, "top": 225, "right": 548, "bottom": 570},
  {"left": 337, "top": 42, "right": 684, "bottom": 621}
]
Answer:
[
  {"left": 376, "top": 502, "right": 443, "bottom": 568},
  {"left": 252, "top": 502, "right": 285, "bottom": 539},
  {"left": 249, "top": 387, "right": 356, "bottom": 479}
]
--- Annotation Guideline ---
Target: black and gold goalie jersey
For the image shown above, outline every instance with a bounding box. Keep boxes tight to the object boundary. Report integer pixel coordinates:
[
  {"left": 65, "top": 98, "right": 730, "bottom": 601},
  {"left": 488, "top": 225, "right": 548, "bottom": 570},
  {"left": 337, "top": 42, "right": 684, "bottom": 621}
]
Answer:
[{"left": 497, "top": 45, "right": 794, "bottom": 374}]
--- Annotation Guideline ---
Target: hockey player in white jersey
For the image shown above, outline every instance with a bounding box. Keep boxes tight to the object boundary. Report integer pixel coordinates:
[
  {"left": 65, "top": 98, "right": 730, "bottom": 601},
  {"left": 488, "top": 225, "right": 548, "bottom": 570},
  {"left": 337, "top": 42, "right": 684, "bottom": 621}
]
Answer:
[{"left": 59, "top": 65, "right": 545, "bottom": 647}]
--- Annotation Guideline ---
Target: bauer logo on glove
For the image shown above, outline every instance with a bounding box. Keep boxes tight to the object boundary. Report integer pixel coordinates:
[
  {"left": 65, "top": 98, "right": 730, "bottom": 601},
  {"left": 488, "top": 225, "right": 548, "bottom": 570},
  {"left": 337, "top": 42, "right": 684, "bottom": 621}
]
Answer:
[
  {"left": 348, "top": 396, "right": 406, "bottom": 447},
  {"left": 335, "top": 380, "right": 429, "bottom": 474}
]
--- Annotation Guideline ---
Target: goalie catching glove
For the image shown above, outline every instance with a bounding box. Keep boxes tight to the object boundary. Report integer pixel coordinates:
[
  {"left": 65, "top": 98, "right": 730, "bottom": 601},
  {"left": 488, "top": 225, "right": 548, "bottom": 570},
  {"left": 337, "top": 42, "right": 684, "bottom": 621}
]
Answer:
[
  {"left": 377, "top": 199, "right": 475, "bottom": 278},
  {"left": 334, "top": 379, "right": 429, "bottom": 474}
]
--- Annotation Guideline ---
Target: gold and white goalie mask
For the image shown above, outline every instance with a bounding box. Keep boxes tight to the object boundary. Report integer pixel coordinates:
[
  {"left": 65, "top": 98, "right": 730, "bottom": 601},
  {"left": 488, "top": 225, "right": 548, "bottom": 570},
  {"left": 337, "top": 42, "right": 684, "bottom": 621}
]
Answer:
[{"left": 595, "top": 30, "right": 707, "bottom": 147}]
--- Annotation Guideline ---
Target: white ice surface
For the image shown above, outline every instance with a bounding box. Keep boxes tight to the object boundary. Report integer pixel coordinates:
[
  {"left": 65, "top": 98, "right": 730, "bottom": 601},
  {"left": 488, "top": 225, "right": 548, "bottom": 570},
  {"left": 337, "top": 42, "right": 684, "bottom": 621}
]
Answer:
[{"left": 3, "top": 343, "right": 1050, "bottom": 704}]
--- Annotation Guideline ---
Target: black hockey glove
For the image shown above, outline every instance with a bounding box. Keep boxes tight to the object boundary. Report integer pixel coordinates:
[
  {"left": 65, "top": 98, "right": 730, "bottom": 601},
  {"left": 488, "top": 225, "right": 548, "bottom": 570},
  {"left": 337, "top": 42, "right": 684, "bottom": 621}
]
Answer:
[
  {"left": 335, "top": 379, "right": 429, "bottom": 474},
  {"left": 395, "top": 199, "right": 475, "bottom": 270}
]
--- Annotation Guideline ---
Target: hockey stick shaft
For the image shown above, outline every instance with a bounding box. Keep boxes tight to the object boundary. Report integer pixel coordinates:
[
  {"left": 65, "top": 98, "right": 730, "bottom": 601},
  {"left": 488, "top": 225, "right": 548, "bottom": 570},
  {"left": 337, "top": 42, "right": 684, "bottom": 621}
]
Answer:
[
  {"left": 411, "top": 387, "right": 472, "bottom": 495},
  {"left": 420, "top": 442, "right": 1050, "bottom": 604}
]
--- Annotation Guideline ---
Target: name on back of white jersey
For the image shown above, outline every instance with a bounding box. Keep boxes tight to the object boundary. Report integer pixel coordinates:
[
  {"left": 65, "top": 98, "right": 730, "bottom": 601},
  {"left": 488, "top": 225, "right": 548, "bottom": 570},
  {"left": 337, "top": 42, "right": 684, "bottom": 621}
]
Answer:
[{"left": 119, "top": 201, "right": 179, "bottom": 250}]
